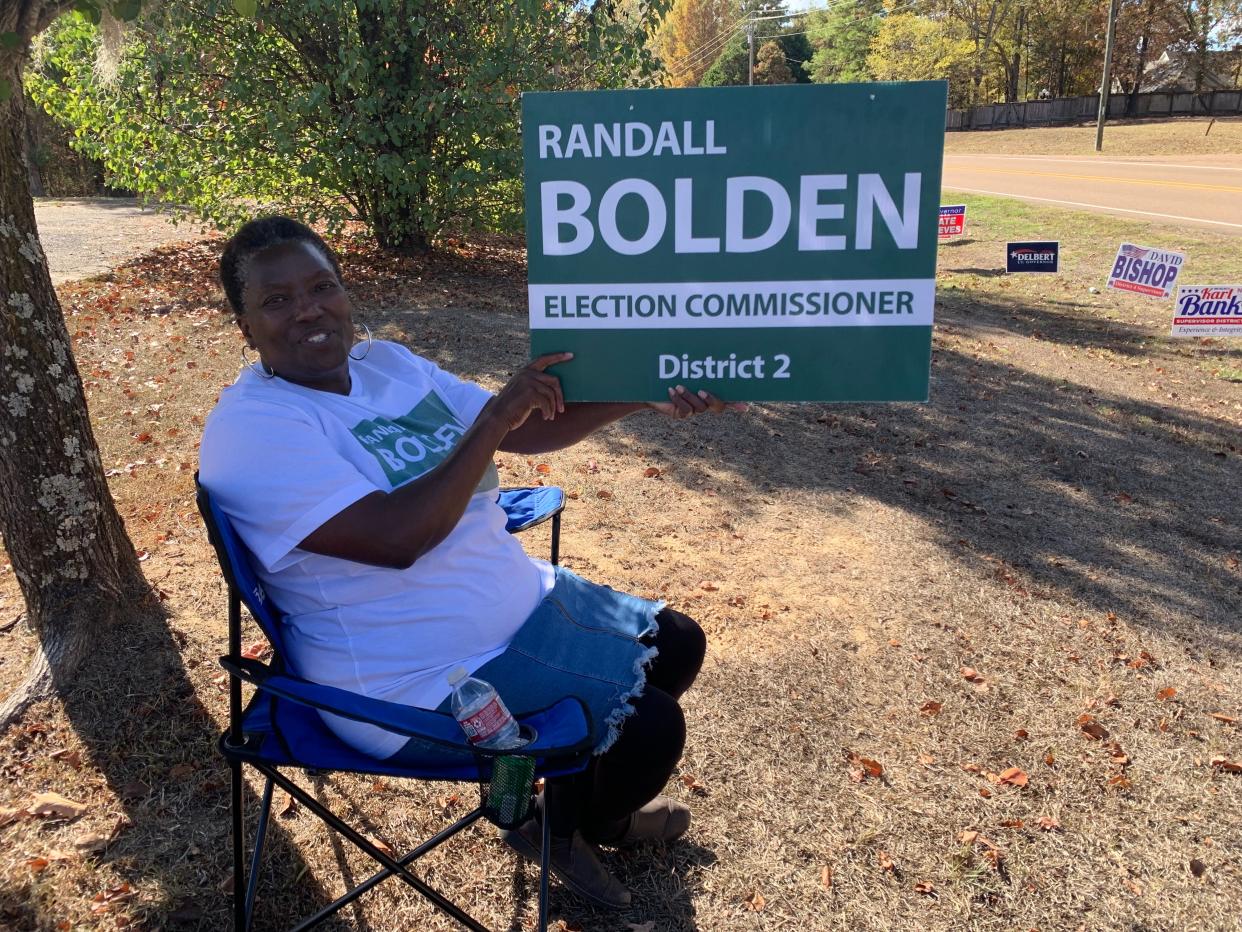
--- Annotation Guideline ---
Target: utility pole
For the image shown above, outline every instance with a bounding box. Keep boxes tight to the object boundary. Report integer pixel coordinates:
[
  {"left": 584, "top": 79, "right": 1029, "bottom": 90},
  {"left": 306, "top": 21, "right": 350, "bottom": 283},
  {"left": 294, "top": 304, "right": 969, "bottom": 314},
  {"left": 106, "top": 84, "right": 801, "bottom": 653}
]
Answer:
[
  {"left": 747, "top": 18, "right": 755, "bottom": 86},
  {"left": 1095, "top": 0, "right": 1120, "bottom": 151}
]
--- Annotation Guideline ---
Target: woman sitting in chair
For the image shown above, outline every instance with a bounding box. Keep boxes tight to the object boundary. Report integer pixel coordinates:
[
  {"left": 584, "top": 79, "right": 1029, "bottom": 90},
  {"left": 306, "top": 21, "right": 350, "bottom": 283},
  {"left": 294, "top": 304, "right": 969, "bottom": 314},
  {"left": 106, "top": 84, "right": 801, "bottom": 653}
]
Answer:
[{"left": 199, "top": 216, "right": 743, "bottom": 910}]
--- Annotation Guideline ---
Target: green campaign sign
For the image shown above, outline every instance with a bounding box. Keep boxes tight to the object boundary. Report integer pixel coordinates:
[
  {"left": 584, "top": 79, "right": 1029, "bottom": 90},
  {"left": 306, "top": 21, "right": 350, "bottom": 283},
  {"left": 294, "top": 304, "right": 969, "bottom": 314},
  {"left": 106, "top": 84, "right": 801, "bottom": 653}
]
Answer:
[{"left": 523, "top": 82, "right": 946, "bottom": 402}]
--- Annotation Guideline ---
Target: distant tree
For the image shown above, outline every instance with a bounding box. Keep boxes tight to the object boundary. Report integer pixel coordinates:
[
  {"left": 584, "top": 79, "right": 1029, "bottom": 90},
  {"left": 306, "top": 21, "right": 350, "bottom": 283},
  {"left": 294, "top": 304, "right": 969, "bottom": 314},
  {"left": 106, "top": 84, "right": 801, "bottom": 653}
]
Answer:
[
  {"left": 866, "top": 11, "right": 975, "bottom": 106},
  {"left": 30, "top": 0, "right": 659, "bottom": 256},
  {"left": 753, "top": 38, "right": 793, "bottom": 82},
  {"left": 806, "top": 0, "right": 882, "bottom": 83},
  {"left": 1022, "top": 0, "right": 1103, "bottom": 97},
  {"left": 654, "top": 0, "right": 736, "bottom": 87},
  {"left": 700, "top": 18, "right": 811, "bottom": 85}
]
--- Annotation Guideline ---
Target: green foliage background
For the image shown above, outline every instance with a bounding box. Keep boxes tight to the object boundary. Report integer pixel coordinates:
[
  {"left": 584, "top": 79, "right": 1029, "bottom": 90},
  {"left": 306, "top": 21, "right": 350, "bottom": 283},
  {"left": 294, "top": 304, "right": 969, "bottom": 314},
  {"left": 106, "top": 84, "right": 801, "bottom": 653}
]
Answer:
[{"left": 29, "top": 0, "right": 661, "bottom": 251}]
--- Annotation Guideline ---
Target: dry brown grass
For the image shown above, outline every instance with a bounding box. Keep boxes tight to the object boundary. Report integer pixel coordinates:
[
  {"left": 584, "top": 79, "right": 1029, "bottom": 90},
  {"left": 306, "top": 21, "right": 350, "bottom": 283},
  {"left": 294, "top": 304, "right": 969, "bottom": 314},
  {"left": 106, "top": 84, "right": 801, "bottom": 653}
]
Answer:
[
  {"left": 945, "top": 116, "right": 1242, "bottom": 157},
  {"left": 1, "top": 203, "right": 1240, "bottom": 931}
]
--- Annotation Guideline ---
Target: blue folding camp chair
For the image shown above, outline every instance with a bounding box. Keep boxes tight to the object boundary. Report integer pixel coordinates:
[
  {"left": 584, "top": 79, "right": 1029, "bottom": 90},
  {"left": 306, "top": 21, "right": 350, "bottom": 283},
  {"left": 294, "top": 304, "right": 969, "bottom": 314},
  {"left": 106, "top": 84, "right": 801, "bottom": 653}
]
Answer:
[{"left": 195, "top": 476, "right": 591, "bottom": 931}]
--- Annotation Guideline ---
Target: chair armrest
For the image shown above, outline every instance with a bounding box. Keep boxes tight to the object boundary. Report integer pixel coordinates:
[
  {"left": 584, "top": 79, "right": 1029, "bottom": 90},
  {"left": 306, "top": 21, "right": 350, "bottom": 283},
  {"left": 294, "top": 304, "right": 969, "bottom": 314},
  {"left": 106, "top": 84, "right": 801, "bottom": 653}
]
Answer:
[
  {"left": 498, "top": 486, "right": 565, "bottom": 534},
  {"left": 220, "top": 656, "right": 594, "bottom": 760}
]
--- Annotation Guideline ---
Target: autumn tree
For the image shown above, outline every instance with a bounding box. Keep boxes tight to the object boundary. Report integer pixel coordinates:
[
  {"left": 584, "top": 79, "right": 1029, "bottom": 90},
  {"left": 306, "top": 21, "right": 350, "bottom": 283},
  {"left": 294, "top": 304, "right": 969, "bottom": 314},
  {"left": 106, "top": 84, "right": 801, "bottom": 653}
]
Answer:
[
  {"left": 866, "top": 11, "right": 976, "bottom": 106},
  {"left": 653, "top": 0, "right": 737, "bottom": 86},
  {"left": 0, "top": 0, "right": 152, "bottom": 727},
  {"left": 753, "top": 38, "right": 793, "bottom": 82}
]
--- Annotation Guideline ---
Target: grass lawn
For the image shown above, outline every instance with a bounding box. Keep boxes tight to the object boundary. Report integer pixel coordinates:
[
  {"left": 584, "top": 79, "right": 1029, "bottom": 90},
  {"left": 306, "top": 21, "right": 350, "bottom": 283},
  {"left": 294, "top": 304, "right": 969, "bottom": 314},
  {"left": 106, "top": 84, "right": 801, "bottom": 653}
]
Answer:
[
  {"left": 945, "top": 117, "right": 1242, "bottom": 157},
  {"left": 0, "top": 197, "right": 1239, "bottom": 931}
]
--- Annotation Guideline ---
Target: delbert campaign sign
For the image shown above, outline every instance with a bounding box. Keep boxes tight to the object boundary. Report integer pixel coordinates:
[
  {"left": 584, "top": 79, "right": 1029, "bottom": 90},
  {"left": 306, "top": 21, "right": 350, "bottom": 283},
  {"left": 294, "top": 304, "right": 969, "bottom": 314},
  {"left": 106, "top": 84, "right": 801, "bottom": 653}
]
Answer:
[{"left": 522, "top": 83, "right": 947, "bottom": 402}]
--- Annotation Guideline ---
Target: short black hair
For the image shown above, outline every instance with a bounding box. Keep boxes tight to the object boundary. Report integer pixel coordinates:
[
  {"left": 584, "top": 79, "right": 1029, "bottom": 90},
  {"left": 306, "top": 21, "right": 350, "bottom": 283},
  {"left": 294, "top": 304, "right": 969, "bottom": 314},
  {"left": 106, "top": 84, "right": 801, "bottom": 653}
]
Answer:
[{"left": 219, "top": 216, "right": 343, "bottom": 316}]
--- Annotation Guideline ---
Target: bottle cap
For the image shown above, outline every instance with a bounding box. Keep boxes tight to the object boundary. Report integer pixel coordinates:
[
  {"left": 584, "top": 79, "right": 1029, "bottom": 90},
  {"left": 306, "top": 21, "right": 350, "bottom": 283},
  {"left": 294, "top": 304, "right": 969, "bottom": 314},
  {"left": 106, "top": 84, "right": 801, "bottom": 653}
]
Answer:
[{"left": 446, "top": 666, "right": 468, "bottom": 687}]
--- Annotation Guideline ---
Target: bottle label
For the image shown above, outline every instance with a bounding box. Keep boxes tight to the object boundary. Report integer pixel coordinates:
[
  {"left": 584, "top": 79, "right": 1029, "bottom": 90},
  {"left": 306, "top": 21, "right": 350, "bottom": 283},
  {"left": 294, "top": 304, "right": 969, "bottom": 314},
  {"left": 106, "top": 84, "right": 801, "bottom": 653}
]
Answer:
[{"left": 460, "top": 696, "right": 510, "bottom": 745}]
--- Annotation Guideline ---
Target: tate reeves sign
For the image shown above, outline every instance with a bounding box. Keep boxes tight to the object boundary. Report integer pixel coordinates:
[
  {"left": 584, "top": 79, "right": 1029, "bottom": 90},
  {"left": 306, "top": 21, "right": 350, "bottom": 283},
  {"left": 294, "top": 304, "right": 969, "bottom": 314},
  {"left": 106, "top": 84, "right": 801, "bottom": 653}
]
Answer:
[{"left": 522, "top": 83, "right": 947, "bottom": 402}]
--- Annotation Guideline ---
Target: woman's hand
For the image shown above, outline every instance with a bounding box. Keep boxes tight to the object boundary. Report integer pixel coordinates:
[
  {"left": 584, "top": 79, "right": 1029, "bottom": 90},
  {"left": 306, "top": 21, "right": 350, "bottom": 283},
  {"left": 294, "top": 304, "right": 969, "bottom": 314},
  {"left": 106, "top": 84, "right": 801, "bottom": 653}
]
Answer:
[
  {"left": 647, "top": 385, "right": 748, "bottom": 420},
  {"left": 489, "top": 352, "right": 573, "bottom": 432}
]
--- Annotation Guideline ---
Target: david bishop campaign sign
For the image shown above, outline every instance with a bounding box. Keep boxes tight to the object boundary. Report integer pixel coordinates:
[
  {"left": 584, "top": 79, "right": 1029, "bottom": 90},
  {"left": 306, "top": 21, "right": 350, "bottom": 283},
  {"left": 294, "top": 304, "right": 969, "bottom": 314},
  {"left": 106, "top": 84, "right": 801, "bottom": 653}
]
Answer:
[{"left": 522, "top": 82, "right": 947, "bottom": 402}]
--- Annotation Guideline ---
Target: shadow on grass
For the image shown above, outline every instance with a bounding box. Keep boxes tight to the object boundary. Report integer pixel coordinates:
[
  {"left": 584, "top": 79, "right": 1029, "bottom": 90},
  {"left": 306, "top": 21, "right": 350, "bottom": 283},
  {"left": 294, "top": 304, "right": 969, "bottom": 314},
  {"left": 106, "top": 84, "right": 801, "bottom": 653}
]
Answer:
[{"left": 381, "top": 297, "right": 1241, "bottom": 655}]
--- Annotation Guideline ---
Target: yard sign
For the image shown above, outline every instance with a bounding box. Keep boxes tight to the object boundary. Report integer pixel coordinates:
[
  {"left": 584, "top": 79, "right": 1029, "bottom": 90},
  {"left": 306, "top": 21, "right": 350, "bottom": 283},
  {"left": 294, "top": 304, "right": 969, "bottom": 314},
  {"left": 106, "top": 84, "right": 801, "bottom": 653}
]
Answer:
[{"left": 523, "top": 82, "right": 947, "bottom": 402}]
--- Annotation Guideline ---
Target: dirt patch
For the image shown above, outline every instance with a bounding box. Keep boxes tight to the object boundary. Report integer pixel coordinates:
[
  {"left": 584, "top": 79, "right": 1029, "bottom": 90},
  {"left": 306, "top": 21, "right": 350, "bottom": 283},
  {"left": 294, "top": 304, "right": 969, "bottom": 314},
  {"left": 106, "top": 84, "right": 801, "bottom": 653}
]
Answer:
[
  {"left": 32, "top": 198, "right": 206, "bottom": 285},
  {"left": 945, "top": 116, "right": 1242, "bottom": 157},
  {"left": 1, "top": 208, "right": 1239, "bottom": 930}
]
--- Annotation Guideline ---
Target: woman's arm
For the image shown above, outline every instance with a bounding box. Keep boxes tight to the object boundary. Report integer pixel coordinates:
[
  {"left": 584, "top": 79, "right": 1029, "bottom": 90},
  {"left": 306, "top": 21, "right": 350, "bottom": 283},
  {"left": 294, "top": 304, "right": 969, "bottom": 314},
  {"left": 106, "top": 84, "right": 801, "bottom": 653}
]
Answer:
[
  {"left": 297, "top": 353, "right": 571, "bottom": 569},
  {"left": 501, "top": 386, "right": 746, "bottom": 454}
]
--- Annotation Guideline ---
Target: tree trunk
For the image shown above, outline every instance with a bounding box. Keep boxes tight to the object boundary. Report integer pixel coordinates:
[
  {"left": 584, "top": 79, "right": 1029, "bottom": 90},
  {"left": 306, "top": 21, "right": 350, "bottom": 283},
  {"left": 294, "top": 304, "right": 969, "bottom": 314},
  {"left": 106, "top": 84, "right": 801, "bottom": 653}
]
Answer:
[
  {"left": 24, "top": 110, "right": 44, "bottom": 197},
  {"left": 371, "top": 201, "right": 432, "bottom": 256},
  {"left": 0, "top": 57, "right": 152, "bottom": 728}
]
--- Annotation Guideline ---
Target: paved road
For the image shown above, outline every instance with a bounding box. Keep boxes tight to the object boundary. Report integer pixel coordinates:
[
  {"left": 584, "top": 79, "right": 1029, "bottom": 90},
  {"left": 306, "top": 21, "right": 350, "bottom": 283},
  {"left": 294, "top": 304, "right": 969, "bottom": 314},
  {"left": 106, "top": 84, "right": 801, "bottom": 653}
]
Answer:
[
  {"left": 942, "top": 154, "right": 1242, "bottom": 235},
  {"left": 32, "top": 198, "right": 200, "bottom": 285}
]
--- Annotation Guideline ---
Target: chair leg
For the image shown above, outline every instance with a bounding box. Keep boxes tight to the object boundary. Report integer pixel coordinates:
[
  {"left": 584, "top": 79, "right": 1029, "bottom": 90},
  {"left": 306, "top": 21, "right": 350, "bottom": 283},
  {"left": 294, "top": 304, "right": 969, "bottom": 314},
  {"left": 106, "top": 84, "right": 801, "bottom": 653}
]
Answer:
[
  {"left": 231, "top": 760, "right": 247, "bottom": 931},
  {"left": 537, "top": 803, "right": 552, "bottom": 932},
  {"left": 245, "top": 777, "right": 275, "bottom": 925},
  {"left": 550, "top": 513, "right": 561, "bottom": 566}
]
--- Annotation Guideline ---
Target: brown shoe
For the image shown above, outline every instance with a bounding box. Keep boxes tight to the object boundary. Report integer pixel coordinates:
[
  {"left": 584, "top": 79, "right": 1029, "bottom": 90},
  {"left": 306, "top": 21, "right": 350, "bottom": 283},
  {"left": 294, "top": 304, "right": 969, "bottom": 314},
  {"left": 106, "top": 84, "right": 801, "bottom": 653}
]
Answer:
[
  {"left": 500, "top": 820, "right": 632, "bottom": 910},
  {"left": 616, "top": 795, "right": 691, "bottom": 846}
]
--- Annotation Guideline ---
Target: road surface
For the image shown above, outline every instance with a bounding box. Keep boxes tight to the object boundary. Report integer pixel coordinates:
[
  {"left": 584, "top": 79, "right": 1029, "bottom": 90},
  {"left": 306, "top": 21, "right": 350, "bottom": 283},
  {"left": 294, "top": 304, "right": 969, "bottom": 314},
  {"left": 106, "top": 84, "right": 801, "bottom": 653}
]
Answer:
[
  {"left": 941, "top": 154, "right": 1242, "bottom": 235},
  {"left": 32, "top": 198, "right": 201, "bottom": 285}
]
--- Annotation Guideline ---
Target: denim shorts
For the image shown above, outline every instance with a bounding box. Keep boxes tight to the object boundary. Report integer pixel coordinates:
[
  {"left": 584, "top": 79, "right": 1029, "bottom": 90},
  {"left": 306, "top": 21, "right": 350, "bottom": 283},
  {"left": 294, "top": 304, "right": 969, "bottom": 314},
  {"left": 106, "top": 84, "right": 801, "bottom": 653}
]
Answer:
[{"left": 433, "top": 567, "right": 663, "bottom": 755}]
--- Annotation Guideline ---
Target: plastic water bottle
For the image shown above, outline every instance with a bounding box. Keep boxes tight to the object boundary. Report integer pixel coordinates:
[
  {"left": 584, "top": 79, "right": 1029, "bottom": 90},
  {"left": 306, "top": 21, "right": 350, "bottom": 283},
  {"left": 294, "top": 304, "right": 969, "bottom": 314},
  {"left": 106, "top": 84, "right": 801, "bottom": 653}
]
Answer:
[{"left": 447, "top": 667, "right": 525, "bottom": 750}]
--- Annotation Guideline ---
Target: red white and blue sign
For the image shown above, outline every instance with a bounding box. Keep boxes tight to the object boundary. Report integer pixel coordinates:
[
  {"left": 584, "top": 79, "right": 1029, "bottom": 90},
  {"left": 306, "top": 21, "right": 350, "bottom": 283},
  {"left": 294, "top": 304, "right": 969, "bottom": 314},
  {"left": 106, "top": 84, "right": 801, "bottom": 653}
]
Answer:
[
  {"left": 938, "top": 205, "right": 966, "bottom": 238},
  {"left": 1107, "top": 243, "right": 1184, "bottom": 299},
  {"left": 1007, "top": 241, "right": 1059, "bottom": 273},
  {"left": 1171, "top": 285, "right": 1242, "bottom": 337}
]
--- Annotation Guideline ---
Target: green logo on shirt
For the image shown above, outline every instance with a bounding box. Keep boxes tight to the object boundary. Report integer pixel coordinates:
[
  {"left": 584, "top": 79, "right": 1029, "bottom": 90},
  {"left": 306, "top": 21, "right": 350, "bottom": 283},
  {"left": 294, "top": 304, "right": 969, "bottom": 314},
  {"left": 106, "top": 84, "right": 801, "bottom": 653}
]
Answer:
[{"left": 350, "top": 393, "right": 496, "bottom": 492}]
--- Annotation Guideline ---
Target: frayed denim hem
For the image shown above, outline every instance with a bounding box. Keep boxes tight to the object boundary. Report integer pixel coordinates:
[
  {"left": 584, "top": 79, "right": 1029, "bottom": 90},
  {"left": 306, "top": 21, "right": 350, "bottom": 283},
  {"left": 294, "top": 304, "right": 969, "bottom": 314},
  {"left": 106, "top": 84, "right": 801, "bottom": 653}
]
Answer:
[{"left": 596, "top": 600, "right": 664, "bottom": 755}]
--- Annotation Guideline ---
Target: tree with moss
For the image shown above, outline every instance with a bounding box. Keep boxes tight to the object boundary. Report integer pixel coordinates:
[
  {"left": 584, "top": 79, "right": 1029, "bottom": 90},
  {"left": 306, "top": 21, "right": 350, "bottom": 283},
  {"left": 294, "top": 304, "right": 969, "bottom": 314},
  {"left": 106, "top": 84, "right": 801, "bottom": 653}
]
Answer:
[{"left": 30, "top": 0, "right": 659, "bottom": 255}]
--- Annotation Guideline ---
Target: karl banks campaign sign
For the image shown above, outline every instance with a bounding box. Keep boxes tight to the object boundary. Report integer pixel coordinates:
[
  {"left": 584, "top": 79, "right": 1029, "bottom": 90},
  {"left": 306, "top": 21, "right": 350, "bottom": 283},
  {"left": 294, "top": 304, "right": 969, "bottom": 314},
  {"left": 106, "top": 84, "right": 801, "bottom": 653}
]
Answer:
[{"left": 522, "top": 83, "right": 947, "bottom": 402}]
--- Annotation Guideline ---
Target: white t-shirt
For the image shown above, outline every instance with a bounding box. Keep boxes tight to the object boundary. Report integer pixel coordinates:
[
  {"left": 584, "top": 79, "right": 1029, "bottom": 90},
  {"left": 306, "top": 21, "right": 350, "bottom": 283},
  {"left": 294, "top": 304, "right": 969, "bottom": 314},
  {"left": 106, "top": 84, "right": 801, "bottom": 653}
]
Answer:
[{"left": 199, "top": 341, "right": 554, "bottom": 759}]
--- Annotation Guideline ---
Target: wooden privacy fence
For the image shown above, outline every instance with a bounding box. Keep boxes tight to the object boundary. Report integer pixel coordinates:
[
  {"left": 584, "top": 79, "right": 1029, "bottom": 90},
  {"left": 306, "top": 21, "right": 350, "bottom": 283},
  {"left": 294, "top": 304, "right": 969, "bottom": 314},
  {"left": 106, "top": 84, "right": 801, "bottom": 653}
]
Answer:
[{"left": 946, "top": 89, "right": 1242, "bottom": 130}]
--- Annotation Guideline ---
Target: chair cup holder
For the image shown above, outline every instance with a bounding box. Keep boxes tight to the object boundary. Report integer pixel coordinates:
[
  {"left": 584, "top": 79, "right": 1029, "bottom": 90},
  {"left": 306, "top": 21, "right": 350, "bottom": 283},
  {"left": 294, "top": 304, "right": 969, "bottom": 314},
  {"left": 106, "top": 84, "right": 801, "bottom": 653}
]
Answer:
[{"left": 479, "top": 727, "right": 539, "bottom": 829}]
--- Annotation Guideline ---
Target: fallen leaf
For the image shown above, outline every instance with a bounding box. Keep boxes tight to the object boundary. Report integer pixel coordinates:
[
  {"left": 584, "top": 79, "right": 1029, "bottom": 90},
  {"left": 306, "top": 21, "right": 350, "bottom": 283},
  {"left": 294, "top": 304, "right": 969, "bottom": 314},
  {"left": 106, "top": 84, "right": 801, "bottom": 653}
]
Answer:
[
  {"left": 820, "top": 865, "right": 833, "bottom": 888},
  {"left": 596, "top": 489, "right": 613, "bottom": 500},
  {"left": 169, "top": 762, "right": 195, "bottom": 780},
  {"left": 279, "top": 793, "right": 298, "bottom": 818},
  {"left": 1189, "top": 858, "right": 1207, "bottom": 878},
  {"left": 118, "top": 780, "right": 150, "bottom": 800},
  {"left": 919, "top": 700, "right": 943, "bottom": 716},
  {"left": 1107, "top": 774, "right": 1132, "bottom": 791},
  {"left": 914, "top": 880, "right": 936, "bottom": 896},
  {"left": 849, "top": 754, "right": 884, "bottom": 779},
  {"left": 1037, "top": 816, "right": 1062, "bottom": 832},
  {"left": 699, "top": 581, "right": 719, "bottom": 592},
  {"left": 1079, "top": 718, "right": 1110, "bottom": 741},
  {"left": 743, "top": 890, "right": 765, "bottom": 911},
  {"left": 73, "top": 832, "right": 111, "bottom": 855},
  {"left": 999, "top": 818, "right": 1024, "bottom": 828},
  {"left": 368, "top": 836, "right": 396, "bottom": 858},
  {"left": 49, "top": 749, "right": 83, "bottom": 770},
  {"left": 680, "top": 773, "right": 708, "bottom": 795},
  {"left": 957, "top": 830, "right": 979, "bottom": 845},
  {"left": 959, "top": 666, "right": 984, "bottom": 683},
  {"left": 240, "top": 640, "right": 270, "bottom": 661},
  {"left": 1012, "top": 728, "right": 1029, "bottom": 740},
  {"left": 643, "top": 466, "right": 661, "bottom": 478},
  {"left": 29, "top": 792, "right": 88, "bottom": 820},
  {"left": 1210, "top": 757, "right": 1242, "bottom": 774},
  {"left": 1208, "top": 712, "right": 1237, "bottom": 725},
  {"left": 996, "top": 767, "right": 1028, "bottom": 788},
  {"left": 917, "top": 753, "right": 936, "bottom": 766},
  {"left": 1156, "top": 687, "right": 1177, "bottom": 701},
  {"left": 535, "top": 463, "right": 552, "bottom": 474},
  {"left": 26, "top": 857, "right": 50, "bottom": 873},
  {"left": 0, "top": 806, "right": 30, "bottom": 827},
  {"left": 877, "top": 850, "right": 895, "bottom": 872},
  {"left": 1114, "top": 492, "right": 1133, "bottom": 505}
]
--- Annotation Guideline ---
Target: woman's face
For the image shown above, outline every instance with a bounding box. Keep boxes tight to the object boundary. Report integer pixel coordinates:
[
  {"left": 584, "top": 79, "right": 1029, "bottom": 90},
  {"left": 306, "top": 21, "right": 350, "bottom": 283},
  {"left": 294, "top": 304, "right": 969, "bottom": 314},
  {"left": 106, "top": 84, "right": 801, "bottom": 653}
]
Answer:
[{"left": 237, "top": 240, "right": 354, "bottom": 393}]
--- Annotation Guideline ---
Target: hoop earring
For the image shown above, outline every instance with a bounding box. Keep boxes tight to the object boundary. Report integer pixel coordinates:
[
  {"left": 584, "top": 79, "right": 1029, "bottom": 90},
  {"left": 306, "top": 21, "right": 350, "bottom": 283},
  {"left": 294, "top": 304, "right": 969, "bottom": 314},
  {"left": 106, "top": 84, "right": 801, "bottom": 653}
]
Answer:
[
  {"left": 349, "top": 321, "right": 373, "bottom": 360},
  {"left": 241, "top": 344, "right": 276, "bottom": 379}
]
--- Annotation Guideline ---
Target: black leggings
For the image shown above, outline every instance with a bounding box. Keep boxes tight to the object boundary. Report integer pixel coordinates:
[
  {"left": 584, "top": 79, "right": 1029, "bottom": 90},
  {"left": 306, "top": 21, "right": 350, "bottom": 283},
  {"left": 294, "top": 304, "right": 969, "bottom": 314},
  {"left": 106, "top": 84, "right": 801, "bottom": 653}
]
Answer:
[{"left": 546, "top": 607, "right": 706, "bottom": 840}]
